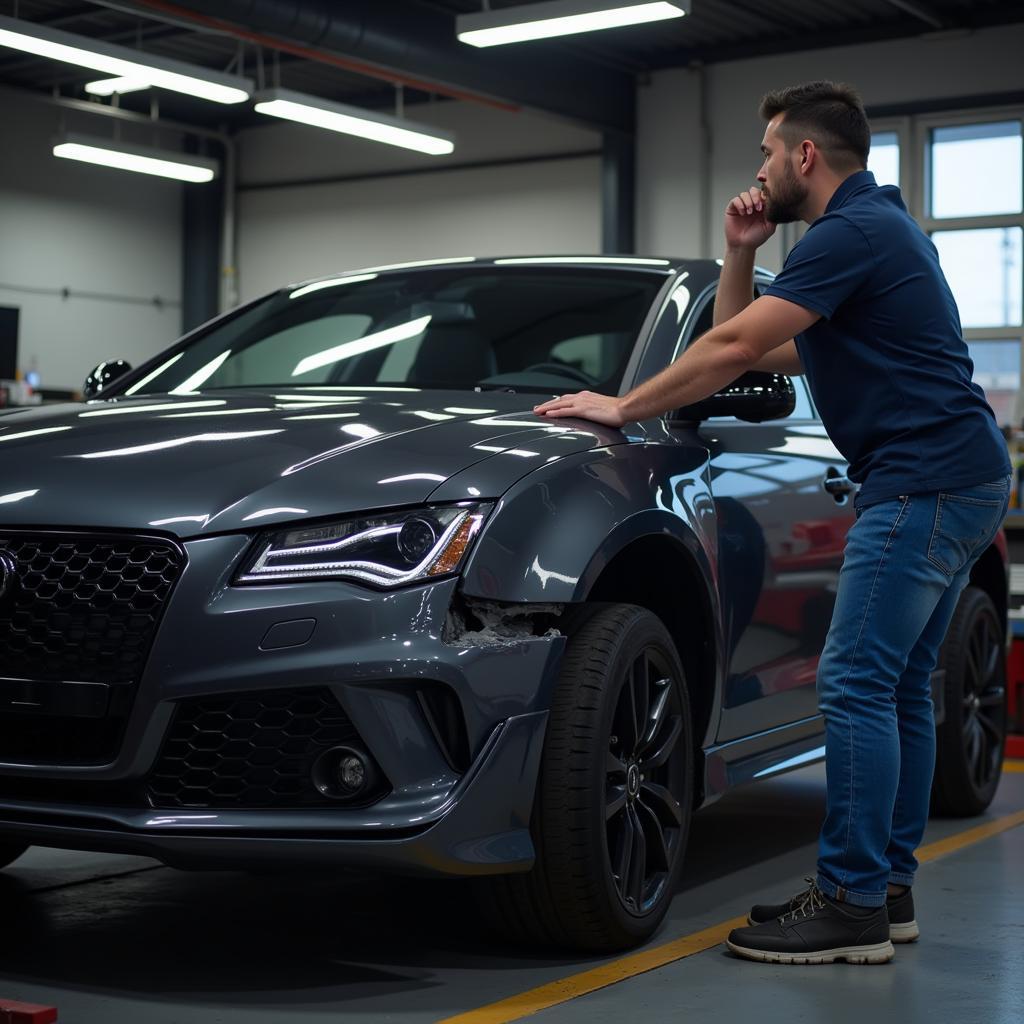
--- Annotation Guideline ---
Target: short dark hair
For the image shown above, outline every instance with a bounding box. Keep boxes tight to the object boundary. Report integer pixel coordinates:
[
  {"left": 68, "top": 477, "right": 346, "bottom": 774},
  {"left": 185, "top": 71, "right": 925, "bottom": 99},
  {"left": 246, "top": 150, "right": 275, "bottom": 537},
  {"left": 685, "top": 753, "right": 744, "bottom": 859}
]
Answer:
[{"left": 759, "top": 81, "right": 870, "bottom": 171}]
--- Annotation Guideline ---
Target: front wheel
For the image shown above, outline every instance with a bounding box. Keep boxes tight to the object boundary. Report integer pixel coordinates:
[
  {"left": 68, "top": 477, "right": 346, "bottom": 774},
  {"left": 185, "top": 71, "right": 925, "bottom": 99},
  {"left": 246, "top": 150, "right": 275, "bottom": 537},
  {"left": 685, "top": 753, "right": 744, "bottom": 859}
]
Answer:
[
  {"left": 478, "top": 603, "right": 694, "bottom": 951},
  {"left": 932, "top": 585, "right": 1007, "bottom": 816},
  {"left": 0, "top": 842, "right": 29, "bottom": 870}
]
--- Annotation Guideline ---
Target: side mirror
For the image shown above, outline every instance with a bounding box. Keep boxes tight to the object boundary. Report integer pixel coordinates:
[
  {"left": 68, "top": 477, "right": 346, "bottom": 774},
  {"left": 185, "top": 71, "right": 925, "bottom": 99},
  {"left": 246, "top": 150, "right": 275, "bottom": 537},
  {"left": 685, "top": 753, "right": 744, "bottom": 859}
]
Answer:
[
  {"left": 83, "top": 360, "right": 132, "bottom": 399},
  {"left": 669, "top": 371, "right": 796, "bottom": 424}
]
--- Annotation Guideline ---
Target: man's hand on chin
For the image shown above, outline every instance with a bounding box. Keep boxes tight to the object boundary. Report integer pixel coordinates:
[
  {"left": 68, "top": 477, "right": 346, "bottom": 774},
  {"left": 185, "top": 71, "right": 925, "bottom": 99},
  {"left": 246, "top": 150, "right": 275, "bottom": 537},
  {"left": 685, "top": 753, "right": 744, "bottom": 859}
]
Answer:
[{"left": 533, "top": 391, "right": 627, "bottom": 428}]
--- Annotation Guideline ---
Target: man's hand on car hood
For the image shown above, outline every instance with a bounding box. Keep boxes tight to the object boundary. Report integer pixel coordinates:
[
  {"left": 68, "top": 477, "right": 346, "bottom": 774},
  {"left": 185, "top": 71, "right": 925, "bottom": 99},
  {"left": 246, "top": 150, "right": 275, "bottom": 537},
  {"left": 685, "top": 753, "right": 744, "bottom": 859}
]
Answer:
[{"left": 534, "top": 391, "right": 627, "bottom": 428}]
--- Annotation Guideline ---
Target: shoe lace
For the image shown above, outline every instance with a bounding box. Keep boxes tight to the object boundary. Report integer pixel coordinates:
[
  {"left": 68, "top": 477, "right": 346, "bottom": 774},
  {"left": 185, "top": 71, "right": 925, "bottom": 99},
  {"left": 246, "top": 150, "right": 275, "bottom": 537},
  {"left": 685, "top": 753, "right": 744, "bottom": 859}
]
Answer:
[{"left": 781, "top": 880, "right": 826, "bottom": 922}]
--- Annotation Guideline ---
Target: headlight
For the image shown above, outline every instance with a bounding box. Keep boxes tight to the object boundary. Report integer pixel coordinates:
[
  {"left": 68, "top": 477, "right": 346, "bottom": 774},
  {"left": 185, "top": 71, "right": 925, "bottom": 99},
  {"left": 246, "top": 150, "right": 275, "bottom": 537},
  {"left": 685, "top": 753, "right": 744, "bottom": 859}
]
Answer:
[{"left": 235, "top": 502, "right": 493, "bottom": 588}]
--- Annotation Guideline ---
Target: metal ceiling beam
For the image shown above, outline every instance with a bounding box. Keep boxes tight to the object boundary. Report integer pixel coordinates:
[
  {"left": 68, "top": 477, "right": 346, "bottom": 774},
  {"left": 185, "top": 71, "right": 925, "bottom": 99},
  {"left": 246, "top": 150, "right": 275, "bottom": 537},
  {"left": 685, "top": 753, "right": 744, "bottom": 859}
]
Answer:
[{"left": 97, "top": 0, "right": 636, "bottom": 135}]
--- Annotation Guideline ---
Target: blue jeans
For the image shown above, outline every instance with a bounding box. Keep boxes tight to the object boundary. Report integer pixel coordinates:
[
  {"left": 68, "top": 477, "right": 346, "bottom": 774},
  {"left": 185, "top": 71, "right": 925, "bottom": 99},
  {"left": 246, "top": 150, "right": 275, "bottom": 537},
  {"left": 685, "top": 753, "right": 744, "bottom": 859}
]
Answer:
[{"left": 815, "top": 476, "right": 1010, "bottom": 907}]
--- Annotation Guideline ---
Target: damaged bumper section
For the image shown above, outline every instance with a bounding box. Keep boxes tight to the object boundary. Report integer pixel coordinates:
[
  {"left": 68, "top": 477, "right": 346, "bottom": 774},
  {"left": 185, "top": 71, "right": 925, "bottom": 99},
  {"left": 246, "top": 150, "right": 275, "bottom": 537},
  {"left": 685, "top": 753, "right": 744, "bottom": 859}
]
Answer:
[
  {"left": 445, "top": 597, "right": 564, "bottom": 647},
  {"left": 0, "top": 535, "right": 568, "bottom": 876}
]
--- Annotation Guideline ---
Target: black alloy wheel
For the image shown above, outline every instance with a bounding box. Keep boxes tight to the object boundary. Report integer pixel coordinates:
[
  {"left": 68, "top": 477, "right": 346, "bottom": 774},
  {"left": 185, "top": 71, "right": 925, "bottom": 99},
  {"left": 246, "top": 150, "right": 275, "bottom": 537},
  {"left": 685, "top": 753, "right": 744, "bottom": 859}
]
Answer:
[
  {"left": 932, "top": 585, "right": 1007, "bottom": 816},
  {"left": 477, "top": 603, "right": 693, "bottom": 951},
  {"left": 606, "top": 648, "right": 686, "bottom": 915}
]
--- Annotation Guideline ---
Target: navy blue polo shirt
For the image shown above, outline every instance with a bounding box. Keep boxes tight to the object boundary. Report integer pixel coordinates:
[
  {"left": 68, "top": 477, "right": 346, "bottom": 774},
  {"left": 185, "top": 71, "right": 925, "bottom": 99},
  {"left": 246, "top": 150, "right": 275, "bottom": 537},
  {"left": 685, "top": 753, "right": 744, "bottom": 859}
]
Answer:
[{"left": 764, "top": 170, "right": 1010, "bottom": 507}]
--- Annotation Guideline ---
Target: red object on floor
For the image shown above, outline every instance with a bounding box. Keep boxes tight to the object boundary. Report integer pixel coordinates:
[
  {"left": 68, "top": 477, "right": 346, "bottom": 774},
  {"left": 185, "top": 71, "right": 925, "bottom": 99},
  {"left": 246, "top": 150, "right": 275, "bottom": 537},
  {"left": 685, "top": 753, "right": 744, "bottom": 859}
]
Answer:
[
  {"left": 0, "top": 1002, "right": 58, "bottom": 1024},
  {"left": 1005, "top": 633, "right": 1024, "bottom": 734},
  {"left": 1007, "top": 734, "right": 1024, "bottom": 759}
]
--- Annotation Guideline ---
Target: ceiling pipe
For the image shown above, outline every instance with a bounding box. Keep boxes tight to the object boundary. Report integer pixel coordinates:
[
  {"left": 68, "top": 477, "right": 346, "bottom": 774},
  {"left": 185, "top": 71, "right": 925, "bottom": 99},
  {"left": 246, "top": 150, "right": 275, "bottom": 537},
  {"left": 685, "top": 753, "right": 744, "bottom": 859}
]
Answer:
[
  {"left": 100, "top": 0, "right": 635, "bottom": 134},
  {"left": 94, "top": 0, "right": 517, "bottom": 112}
]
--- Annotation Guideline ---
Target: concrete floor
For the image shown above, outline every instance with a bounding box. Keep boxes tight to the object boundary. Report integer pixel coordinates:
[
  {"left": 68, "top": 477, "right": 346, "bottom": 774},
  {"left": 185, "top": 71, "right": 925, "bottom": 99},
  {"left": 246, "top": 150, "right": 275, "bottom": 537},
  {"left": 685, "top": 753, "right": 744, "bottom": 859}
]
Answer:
[{"left": 0, "top": 762, "right": 1021, "bottom": 1024}]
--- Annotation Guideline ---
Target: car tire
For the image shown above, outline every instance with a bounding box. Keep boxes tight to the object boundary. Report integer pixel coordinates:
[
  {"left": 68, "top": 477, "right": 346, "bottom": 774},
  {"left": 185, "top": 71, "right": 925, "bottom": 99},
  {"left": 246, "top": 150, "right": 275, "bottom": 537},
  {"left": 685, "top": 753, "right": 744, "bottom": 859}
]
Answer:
[
  {"left": 0, "top": 842, "right": 28, "bottom": 870},
  {"left": 478, "top": 602, "right": 693, "bottom": 952},
  {"left": 931, "top": 585, "right": 1007, "bottom": 817}
]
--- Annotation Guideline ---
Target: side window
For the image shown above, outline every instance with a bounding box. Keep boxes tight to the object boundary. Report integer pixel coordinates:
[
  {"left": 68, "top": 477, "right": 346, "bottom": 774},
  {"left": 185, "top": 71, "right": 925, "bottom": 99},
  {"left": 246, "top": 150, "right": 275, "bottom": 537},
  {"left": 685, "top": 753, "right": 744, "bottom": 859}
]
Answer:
[{"left": 689, "top": 295, "right": 717, "bottom": 342}]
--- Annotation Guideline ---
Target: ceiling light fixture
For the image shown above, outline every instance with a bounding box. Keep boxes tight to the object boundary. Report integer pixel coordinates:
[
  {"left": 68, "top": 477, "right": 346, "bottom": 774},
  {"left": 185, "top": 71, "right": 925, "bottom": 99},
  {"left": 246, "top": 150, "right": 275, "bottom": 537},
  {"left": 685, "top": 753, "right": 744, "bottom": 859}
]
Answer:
[
  {"left": 0, "top": 13, "right": 251, "bottom": 103},
  {"left": 53, "top": 133, "right": 219, "bottom": 183},
  {"left": 253, "top": 88, "right": 455, "bottom": 156},
  {"left": 85, "top": 77, "right": 151, "bottom": 96},
  {"left": 457, "top": 0, "right": 687, "bottom": 47}
]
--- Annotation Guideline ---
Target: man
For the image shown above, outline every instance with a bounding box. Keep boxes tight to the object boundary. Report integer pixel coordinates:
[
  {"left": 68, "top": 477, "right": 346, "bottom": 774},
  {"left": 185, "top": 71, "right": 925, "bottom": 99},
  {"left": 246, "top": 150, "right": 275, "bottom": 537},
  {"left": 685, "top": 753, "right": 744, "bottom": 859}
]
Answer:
[{"left": 535, "top": 81, "right": 1010, "bottom": 965}]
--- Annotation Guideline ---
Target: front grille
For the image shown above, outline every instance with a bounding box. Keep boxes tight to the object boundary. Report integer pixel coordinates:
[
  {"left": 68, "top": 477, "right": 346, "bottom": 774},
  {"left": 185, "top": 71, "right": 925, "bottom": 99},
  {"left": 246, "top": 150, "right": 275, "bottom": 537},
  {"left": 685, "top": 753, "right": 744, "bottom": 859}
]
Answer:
[
  {"left": 0, "top": 532, "right": 184, "bottom": 765},
  {"left": 147, "top": 688, "right": 389, "bottom": 809},
  {"left": 0, "top": 533, "right": 183, "bottom": 684}
]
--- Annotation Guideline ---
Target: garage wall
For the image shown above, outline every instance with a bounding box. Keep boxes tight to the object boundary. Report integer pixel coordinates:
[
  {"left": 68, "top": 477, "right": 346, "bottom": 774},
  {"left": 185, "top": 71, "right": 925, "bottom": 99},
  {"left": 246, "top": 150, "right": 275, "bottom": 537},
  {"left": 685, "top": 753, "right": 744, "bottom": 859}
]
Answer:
[
  {"left": 0, "top": 98, "right": 183, "bottom": 392},
  {"left": 236, "top": 100, "right": 602, "bottom": 301},
  {"left": 637, "top": 22, "right": 1024, "bottom": 268}
]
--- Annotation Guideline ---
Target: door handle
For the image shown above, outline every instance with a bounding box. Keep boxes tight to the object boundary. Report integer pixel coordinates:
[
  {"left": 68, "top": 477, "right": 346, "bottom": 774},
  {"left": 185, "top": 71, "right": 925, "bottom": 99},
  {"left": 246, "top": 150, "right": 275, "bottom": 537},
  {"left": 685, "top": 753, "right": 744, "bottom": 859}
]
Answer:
[{"left": 823, "top": 467, "right": 855, "bottom": 499}]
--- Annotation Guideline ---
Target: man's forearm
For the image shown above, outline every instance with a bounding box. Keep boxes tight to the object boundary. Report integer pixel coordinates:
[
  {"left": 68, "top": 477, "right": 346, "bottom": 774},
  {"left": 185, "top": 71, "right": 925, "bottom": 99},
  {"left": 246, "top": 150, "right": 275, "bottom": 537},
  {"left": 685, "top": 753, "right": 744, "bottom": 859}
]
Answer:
[
  {"left": 619, "top": 322, "right": 755, "bottom": 422},
  {"left": 713, "top": 247, "right": 757, "bottom": 326}
]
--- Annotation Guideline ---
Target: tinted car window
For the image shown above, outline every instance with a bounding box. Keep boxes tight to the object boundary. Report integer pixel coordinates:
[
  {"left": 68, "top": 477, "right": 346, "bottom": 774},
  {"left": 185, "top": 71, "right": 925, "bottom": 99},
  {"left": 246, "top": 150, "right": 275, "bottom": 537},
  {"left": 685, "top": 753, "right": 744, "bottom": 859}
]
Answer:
[{"left": 126, "top": 268, "right": 665, "bottom": 397}]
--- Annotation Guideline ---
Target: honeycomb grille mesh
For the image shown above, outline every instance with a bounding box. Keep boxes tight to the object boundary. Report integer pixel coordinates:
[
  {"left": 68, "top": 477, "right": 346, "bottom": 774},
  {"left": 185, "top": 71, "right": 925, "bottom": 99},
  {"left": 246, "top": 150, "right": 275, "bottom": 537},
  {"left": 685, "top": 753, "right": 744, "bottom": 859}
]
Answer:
[
  {"left": 148, "top": 688, "right": 385, "bottom": 809},
  {"left": 0, "top": 533, "right": 183, "bottom": 684}
]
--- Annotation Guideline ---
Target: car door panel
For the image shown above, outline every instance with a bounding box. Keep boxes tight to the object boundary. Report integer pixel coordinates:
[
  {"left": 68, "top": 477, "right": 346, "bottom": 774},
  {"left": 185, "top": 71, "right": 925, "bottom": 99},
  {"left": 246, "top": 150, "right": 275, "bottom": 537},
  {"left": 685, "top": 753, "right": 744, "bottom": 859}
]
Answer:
[{"left": 645, "top": 279, "right": 854, "bottom": 742}]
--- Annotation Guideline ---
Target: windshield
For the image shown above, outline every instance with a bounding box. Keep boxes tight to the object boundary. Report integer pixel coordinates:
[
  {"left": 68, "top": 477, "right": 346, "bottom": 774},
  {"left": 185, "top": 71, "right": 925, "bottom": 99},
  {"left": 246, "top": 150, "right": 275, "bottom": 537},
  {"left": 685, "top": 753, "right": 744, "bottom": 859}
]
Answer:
[{"left": 123, "top": 267, "right": 666, "bottom": 397}]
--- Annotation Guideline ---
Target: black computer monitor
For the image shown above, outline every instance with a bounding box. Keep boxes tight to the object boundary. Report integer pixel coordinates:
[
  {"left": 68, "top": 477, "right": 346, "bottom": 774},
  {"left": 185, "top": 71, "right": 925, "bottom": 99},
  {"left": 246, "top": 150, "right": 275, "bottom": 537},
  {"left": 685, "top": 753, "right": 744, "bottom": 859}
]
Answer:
[{"left": 0, "top": 307, "right": 18, "bottom": 380}]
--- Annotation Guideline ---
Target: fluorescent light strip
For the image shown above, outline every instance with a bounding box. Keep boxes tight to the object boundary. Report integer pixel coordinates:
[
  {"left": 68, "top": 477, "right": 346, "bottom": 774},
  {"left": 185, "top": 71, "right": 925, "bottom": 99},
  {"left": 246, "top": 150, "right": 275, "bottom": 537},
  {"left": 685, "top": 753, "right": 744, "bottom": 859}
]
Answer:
[
  {"left": 54, "top": 134, "right": 218, "bottom": 183},
  {"left": 171, "top": 350, "right": 232, "bottom": 393},
  {"left": 457, "top": 0, "right": 687, "bottom": 47},
  {"left": 0, "top": 426, "right": 72, "bottom": 442},
  {"left": 753, "top": 745, "right": 826, "bottom": 779},
  {"left": 78, "top": 430, "right": 283, "bottom": 460},
  {"left": 0, "top": 14, "right": 251, "bottom": 103},
  {"left": 288, "top": 273, "right": 378, "bottom": 300},
  {"left": 253, "top": 88, "right": 455, "bottom": 156},
  {"left": 495, "top": 256, "right": 672, "bottom": 266},
  {"left": 85, "top": 76, "right": 151, "bottom": 96},
  {"left": 124, "top": 352, "right": 184, "bottom": 395},
  {"left": 292, "top": 316, "right": 432, "bottom": 377},
  {"left": 356, "top": 257, "right": 475, "bottom": 274},
  {"left": 80, "top": 400, "right": 224, "bottom": 417}
]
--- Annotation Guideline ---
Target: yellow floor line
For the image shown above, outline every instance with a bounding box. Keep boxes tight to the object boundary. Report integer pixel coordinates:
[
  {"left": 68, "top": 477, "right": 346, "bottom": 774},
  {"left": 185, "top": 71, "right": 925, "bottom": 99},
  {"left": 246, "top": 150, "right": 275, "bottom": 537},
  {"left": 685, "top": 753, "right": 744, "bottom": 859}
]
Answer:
[
  {"left": 1003, "top": 760, "right": 1024, "bottom": 773},
  {"left": 916, "top": 807, "right": 1024, "bottom": 862},
  {"left": 436, "top": 916, "right": 747, "bottom": 1024},
  {"left": 438, "top": 785, "right": 1024, "bottom": 1024}
]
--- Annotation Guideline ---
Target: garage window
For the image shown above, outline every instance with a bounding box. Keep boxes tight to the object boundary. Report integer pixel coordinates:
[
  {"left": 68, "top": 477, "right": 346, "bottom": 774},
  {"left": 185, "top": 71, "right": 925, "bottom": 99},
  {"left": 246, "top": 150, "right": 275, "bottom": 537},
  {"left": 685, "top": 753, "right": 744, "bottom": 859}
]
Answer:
[
  {"left": 878, "top": 110, "right": 1024, "bottom": 425},
  {"left": 867, "top": 130, "right": 900, "bottom": 188}
]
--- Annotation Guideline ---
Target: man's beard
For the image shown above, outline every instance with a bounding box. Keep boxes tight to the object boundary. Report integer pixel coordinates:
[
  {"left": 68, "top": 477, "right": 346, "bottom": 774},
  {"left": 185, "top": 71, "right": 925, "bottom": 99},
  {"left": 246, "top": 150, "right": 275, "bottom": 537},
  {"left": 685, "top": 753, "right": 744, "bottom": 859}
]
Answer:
[{"left": 763, "top": 161, "right": 808, "bottom": 224}]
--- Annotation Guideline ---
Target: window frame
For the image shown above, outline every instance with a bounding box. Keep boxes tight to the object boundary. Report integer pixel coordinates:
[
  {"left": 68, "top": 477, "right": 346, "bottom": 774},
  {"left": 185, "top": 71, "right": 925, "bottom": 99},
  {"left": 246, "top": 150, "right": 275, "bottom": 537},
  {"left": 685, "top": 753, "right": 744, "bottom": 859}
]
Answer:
[{"left": 874, "top": 105, "right": 1024, "bottom": 424}]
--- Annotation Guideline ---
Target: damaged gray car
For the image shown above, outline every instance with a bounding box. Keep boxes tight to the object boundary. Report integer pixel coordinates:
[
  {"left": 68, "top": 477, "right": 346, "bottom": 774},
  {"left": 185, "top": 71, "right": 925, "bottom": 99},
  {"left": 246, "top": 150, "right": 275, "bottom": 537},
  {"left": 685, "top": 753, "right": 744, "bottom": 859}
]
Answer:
[{"left": 0, "top": 256, "right": 1009, "bottom": 951}]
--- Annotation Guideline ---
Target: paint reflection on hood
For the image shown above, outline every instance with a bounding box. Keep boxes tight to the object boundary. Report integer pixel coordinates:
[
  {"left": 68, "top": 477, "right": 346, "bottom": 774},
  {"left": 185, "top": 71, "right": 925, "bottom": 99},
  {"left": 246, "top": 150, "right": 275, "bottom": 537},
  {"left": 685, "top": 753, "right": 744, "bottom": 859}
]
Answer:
[{"left": 0, "top": 389, "right": 632, "bottom": 537}]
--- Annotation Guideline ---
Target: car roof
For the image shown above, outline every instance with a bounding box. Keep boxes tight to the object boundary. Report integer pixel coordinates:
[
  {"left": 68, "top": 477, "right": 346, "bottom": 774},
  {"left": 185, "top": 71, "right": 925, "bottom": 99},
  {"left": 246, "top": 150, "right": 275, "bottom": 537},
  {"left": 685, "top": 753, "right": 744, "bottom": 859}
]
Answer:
[{"left": 284, "top": 256, "right": 775, "bottom": 297}]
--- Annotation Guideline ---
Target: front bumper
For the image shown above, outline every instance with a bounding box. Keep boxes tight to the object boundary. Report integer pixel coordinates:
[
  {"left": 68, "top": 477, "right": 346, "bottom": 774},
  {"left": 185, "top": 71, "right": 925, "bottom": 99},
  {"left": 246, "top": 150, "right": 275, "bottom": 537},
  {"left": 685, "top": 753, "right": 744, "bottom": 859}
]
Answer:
[{"left": 0, "top": 535, "right": 565, "bottom": 876}]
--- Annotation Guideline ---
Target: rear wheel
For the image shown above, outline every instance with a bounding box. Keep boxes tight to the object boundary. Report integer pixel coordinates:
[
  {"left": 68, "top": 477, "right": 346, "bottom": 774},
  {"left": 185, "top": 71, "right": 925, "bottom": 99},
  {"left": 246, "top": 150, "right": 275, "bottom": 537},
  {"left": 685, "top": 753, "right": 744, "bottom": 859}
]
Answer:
[
  {"left": 478, "top": 603, "right": 693, "bottom": 951},
  {"left": 0, "top": 842, "right": 28, "bottom": 870},
  {"left": 932, "top": 586, "right": 1007, "bottom": 816}
]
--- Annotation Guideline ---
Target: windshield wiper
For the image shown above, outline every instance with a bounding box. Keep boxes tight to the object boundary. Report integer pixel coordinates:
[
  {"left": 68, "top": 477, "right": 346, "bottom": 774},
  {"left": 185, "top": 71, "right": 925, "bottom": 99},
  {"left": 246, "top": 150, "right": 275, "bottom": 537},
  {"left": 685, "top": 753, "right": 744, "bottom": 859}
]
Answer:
[{"left": 473, "top": 384, "right": 559, "bottom": 395}]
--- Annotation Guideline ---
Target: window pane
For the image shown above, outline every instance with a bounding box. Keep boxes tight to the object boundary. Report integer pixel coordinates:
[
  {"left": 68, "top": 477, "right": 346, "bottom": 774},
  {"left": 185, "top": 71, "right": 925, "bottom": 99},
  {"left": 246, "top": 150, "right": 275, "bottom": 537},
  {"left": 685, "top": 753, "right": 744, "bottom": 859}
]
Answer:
[
  {"left": 868, "top": 131, "right": 900, "bottom": 187},
  {"left": 968, "top": 339, "right": 1020, "bottom": 426},
  {"left": 930, "top": 120, "right": 1023, "bottom": 218},
  {"left": 932, "top": 227, "right": 1023, "bottom": 328}
]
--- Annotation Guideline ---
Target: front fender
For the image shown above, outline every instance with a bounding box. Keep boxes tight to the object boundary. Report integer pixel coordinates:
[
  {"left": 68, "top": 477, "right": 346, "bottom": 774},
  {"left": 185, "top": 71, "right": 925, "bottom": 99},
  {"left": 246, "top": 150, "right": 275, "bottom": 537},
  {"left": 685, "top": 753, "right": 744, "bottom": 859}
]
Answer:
[{"left": 459, "top": 443, "right": 719, "bottom": 608}]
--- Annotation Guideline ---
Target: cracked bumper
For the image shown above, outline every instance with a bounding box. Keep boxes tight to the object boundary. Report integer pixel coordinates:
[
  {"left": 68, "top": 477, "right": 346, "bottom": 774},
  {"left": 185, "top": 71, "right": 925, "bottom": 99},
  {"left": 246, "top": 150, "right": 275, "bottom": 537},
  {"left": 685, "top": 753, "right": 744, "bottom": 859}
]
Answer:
[{"left": 0, "top": 535, "right": 564, "bottom": 876}]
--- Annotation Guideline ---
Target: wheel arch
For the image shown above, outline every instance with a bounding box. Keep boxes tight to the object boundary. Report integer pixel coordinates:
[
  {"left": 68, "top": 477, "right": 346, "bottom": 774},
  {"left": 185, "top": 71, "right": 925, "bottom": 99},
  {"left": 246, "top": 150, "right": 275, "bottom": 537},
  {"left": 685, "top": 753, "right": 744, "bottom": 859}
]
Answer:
[
  {"left": 582, "top": 531, "right": 722, "bottom": 775},
  {"left": 968, "top": 541, "right": 1008, "bottom": 639}
]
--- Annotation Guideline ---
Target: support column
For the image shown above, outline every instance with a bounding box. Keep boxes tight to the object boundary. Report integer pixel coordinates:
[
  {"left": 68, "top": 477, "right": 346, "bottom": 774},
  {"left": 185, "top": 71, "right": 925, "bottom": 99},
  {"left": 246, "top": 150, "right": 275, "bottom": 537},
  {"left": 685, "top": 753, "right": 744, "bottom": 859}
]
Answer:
[
  {"left": 602, "top": 131, "right": 636, "bottom": 255},
  {"left": 181, "top": 140, "right": 225, "bottom": 333}
]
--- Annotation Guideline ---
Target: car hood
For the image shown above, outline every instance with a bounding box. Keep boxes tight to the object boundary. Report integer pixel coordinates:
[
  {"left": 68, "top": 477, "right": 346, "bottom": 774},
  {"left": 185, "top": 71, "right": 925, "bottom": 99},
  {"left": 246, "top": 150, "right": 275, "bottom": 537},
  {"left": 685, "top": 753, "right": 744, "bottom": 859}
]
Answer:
[{"left": 0, "top": 389, "right": 627, "bottom": 537}]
